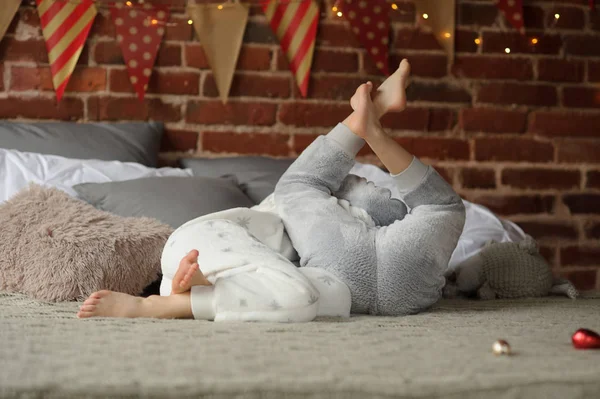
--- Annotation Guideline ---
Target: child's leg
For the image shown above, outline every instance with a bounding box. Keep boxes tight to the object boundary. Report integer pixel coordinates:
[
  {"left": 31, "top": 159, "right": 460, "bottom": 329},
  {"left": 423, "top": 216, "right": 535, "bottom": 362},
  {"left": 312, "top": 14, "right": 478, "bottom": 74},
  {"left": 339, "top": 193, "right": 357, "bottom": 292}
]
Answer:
[{"left": 77, "top": 290, "right": 194, "bottom": 319}]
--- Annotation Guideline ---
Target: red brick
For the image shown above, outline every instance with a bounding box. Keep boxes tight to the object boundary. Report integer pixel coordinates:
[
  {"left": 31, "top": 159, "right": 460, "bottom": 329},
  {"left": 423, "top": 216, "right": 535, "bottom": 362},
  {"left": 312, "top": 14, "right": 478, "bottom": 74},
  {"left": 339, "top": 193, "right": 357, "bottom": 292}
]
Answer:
[
  {"left": 161, "top": 129, "right": 198, "bottom": 152},
  {"left": 289, "top": 49, "right": 359, "bottom": 73},
  {"left": 482, "top": 32, "right": 562, "bottom": 55},
  {"left": 155, "top": 44, "right": 182, "bottom": 67},
  {"left": 317, "top": 23, "right": 361, "bottom": 48},
  {"left": 10, "top": 8, "right": 41, "bottom": 35},
  {"left": 590, "top": 61, "right": 600, "bottom": 82},
  {"left": 477, "top": 83, "right": 557, "bottom": 106},
  {"left": 187, "top": 101, "right": 276, "bottom": 126},
  {"left": 460, "top": 108, "right": 527, "bottom": 134},
  {"left": 538, "top": 58, "right": 584, "bottom": 82},
  {"left": 561, "top": 246, "right": 600, "bottom": 267},
  {"left": 204, "top": 74, "right": 290, "bottom": 99},
  {"left": 529, "top": 111, "right": 600, "bottom": 138},
  {"left": 587, "top": 171, "right": 600, "bottom": 189},
  {"left": 293, "top": 134, "right": 320, "bottom": 155},
  {"left": 93, "top": 41, "right": 124, "bottom": 64},
  {"left": 88, "top": 97, "right": 181, "bottom": 122},
  {"left": 563, "top": 194, "right": 600, "bottom": 214},
  {"left": 557, "top": 140, "right": 600, "bottom": 163},
  {"left": 381, "top": 53, "right": 447, "bottom": 78},
  {"left": 540, "top": 246, "right": 556, "bottom": 266},
  {"left": 428, "top": 108, "right": 456, "bottom": 131},
  {"left": 0, "top": 97, "right": 83, "bottom": 120},
  {"left": 558, "top": 270, "right": 597, "bottom": 291},
  {"left": 452, "top": 56, "right": 533, "bottom": 80},
  {"left": 279, "top": 102, "right": 352, "bottom": 127},
  {"left": 548, "top": 6, "right": 585, "bottom": 29},
  {"left": 395, "top": 28, "right": 442, "bottom": 51},
  {"left": 563, "top": 87, "right": 600, "bottom": 109},
  {"left": 243, "top": 21, "right": 278, "bottom": 44},
  {"left": 0, "top": 38, "right": 48, "bottom": 63},
  {"left": 407, "top": 82, "right": 471, "bottom": 103},
  {"left": 522, "top": 6, "right": 545, "bottom": 29},
  {"left": 164, "top": 16, "right": 193, "bottom": 41},
  {"left": 474, "top": 138, "right": 554, "bottom": 163},
  {"left": 455, "top": 30, "right": 480, "bottom": 53},
  {"left": 186, "top": 44, "right": 271, "bottom": 70},
  {"left": 467, "top": 195, "right": 555, "bottom": 216},
  {"left": 433, "top": 166, "right": 455, "bottom": 185},
  {"left": 381, "top": 107, "right": 430, "bottom": 131},
  {"left": 394, "top": 137, "right": 470, "bottom": 161},
  {"left": 389, "top": 2, "right": 416, "bottom": 23},
  {"left": 110, "top": 70, "right": 199, "bottom": 95},
  {"left": 0, "top": 64, "right": 4, "bottom": 91},
  {"left": 203, "top": 132, "right": 289, "bottom": 156},
  {"left": 90, "top": 12, "right": 115, "bottom": 38},
  {"left": 63, "top": 67, "right": 106, "bottom": 92},
  {"left": 458, "top": 2, "right": 498, "bottom": 26},
  {"left": 516, "top": 221, "right": 578, "bottom": 240},
  {"left": 501, "top": 168, "right": 580, "bottom": 190},
  {"left": 10, "top": 66, "right": 53, "bottom": 91},
  {"left": 307, "top": 76, "right": 373, "bottom": 100},
  {"left": 460, "top": 168, "right": 496, "bottom": 189},
  {"left": 585, "top": 221, "right": 600, "bottom": 239},
  {"left": 565, "top": 35, "right": 600, "bottom": 56}
]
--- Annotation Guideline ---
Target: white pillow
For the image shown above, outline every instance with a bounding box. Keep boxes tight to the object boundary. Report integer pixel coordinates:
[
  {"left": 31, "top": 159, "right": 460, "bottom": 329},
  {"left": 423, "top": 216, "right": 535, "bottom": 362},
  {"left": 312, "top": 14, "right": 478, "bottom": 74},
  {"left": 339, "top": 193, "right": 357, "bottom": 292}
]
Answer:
[{"left": 0, "top": 148, "right": 192, "bottom": 203}]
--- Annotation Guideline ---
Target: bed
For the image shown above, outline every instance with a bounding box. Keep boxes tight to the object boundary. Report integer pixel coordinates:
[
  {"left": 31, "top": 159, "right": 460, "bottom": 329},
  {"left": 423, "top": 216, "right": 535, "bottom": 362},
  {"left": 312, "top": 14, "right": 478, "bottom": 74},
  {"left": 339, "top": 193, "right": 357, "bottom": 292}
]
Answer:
[{"left": 1, "top": 121, "right": 599, "bottom": 398}]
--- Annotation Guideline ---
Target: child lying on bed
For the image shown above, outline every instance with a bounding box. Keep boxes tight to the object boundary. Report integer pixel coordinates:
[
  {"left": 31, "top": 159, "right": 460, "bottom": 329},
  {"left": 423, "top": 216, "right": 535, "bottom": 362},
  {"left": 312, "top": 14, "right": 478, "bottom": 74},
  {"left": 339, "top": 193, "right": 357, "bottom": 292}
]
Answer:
[{"left": 77, "top": 59, "right": 466, "bottom": 322}]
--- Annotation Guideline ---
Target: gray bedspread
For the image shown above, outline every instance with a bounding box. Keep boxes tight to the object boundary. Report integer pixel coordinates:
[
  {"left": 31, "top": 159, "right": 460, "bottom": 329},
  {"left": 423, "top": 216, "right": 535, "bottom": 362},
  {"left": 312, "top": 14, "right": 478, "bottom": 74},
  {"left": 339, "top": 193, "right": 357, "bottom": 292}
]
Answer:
[{"left": 1, "top": 292, "right": 599, "bottom": 399}]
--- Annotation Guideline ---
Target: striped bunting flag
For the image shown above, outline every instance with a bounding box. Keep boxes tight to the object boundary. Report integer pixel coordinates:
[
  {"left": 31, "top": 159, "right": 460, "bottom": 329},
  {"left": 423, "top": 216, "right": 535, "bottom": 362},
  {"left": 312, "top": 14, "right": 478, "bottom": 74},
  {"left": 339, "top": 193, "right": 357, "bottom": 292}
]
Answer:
[
  {"left": 36, "top": 0, "right": 97, "bottom": 101},
  {"left": 262, "top": 0, "right": 319, "bottom": 97}
]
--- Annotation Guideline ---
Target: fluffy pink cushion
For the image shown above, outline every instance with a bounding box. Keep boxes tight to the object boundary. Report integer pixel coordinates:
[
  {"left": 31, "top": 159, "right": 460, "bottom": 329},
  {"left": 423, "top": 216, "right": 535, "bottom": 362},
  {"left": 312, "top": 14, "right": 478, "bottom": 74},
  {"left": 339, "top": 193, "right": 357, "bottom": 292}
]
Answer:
[{"left": 0, "top": 185, "right": 173, "bottom": 301}]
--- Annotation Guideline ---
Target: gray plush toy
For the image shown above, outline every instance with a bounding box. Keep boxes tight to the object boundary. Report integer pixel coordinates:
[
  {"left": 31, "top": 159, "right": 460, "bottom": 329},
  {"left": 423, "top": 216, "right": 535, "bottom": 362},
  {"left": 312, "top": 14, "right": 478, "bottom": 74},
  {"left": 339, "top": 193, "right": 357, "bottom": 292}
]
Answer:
[{"left": 443, "top": 235, "right": 578, "bottom": 300}]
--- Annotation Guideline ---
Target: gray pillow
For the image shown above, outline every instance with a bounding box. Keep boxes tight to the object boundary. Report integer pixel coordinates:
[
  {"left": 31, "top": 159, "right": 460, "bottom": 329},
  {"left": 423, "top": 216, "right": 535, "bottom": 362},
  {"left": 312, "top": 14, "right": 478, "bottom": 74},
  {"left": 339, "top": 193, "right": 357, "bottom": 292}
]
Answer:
[
  {"left": 0, "top": 121, "right": 163, "bottom": 166},
  {"left": 74, "top": 176, "right": 255, "bottom": 228},
  {"left": 180, "top": 157, "right": 295, "bottom": 203}
]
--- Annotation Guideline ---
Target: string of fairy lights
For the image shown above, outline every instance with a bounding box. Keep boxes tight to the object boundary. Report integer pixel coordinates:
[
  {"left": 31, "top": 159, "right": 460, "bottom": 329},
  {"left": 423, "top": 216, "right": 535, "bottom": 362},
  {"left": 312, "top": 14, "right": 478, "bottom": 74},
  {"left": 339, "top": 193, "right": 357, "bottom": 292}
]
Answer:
[{"left": 25, "top": 0, "right": 569, "bottom": 54}]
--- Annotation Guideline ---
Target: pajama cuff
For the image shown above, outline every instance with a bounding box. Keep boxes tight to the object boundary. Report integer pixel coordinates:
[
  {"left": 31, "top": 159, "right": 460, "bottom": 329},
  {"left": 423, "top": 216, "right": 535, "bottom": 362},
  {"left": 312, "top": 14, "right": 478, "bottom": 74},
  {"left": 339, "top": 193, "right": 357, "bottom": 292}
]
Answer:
[
  {"left": 190, "top": 285, "right": 216, "bottom": 320},
  {"left": 391, "top": 156, "right": 429, "bottom": 193},
  {"left": 327, "top": 123, "right": 365, "bottom": 157}
]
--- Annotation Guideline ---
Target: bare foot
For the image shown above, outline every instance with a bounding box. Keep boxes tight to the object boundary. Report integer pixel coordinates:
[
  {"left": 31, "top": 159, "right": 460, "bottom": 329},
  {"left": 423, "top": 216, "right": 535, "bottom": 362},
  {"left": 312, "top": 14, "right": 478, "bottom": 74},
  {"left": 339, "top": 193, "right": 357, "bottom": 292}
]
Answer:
[
  {"left": 347, "top": 81, "right": 382, "bottom": 140},
  {"left": 77, "top": 290, "right": 146, "bottom": 318},
  {"left": 171, "top": 249, "right": 211, "bottom": 295},
  {"left": 372, "top": 59, "right": 411, "bottom": 118}
]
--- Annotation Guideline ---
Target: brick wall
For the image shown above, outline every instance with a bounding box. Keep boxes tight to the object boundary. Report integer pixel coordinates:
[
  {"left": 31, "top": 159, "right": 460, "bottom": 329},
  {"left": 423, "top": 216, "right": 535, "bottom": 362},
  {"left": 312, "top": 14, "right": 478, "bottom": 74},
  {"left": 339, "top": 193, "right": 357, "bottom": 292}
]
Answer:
[{"left": 1, "top": 0, "right": 599, "bottom": 290}]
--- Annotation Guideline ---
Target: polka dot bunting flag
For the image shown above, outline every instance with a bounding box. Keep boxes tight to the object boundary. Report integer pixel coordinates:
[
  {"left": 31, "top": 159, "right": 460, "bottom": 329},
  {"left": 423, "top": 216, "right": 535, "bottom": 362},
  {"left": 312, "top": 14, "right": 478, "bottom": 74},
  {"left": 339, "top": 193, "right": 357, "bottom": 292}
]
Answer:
[
  {"left": 495, "top": 0, "right": 524, "bottom": 33},
  {"left": 109, "top": 2, "right": 169, "bottom": 101},
  {"left": 340, "top": 0, "right": 390, "bottom": 76}
]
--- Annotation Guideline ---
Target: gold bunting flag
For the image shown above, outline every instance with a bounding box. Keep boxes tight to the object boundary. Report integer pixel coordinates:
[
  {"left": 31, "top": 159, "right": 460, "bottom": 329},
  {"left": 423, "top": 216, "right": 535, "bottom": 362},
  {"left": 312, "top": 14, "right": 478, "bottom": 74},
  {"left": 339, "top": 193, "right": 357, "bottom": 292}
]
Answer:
[
  {"left": 188, "top": 2, "right": 249, "bottom": 104},
  {"left": 263, "top": 0, "right": 319, "bottom": 97},
  {"left": 415, "top": 0, "right": 456, "bottom": 62},
  {"left": 0, "top": 0, "right": 21, "bottom": 45},
  {"left": 36, "top": 0, "right": 97, "bottom": 101}
]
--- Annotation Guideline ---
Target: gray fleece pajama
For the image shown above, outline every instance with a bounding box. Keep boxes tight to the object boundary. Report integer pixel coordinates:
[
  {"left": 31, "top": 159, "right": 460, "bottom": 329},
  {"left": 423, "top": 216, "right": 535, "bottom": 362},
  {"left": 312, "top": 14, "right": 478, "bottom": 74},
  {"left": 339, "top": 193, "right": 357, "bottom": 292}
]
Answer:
[{"left": 274, "top": 123, "right": 466, "bottom": 316}]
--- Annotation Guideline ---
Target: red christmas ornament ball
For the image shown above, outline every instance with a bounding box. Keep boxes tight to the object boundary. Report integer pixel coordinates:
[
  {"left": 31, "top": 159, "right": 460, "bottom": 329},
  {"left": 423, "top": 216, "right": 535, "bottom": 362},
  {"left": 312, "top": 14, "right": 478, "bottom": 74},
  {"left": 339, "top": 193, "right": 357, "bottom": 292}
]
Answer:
[{"left": 572, "top": 328, "right": 600, "bottom": 349}]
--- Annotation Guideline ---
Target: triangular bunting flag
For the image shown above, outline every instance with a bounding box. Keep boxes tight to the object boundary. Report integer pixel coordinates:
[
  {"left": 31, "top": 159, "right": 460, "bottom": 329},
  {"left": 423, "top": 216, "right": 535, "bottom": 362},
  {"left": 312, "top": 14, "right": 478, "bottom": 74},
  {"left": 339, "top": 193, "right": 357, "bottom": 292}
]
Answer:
[
  {"left": 495, "top": 0, "right": 525, "bottom": 33},
  {"left": 188, "top": 2, "right": 249, "bottom": 104},
  {"left": 340, "top": 0, "right": 390, "bottom": 76},
  {"left": 415, "top": 0, "right": 456, "bottom": 62},
  {"left": 263, "top": 0, "right": 319, "bottom": 97},
  {"left": 0, "top": 0, "right": 21, "bottom": 44},
  {"left": 110, "top": 2, "right": 169, "bottom": 101},
  {"left": 36, "top": 0, "right": 97, "bottom": 101}
]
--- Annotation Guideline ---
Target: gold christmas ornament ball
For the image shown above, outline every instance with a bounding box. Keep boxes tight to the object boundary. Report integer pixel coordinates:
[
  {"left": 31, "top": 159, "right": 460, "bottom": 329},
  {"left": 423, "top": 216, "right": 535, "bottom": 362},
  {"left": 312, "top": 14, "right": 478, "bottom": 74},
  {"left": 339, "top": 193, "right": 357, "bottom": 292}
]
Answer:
[{"left": 492, "top": 339, "right": 511, "bottom": 355}]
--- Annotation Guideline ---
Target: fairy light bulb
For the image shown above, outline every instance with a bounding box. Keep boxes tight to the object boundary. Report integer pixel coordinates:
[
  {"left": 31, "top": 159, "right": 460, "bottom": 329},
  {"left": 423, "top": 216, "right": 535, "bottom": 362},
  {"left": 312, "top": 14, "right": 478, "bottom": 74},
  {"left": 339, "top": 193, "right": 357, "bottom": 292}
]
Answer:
[
  {"left": 187, "top": 19, "right": 193, "bottom": 25},
  {"left": 422, "top": 13, "right": 429, "bottom": 19},
  {"left": 151, "top": 19, "right": 158, "bottom": 25},
  {"left": 391, "top": 3, "right": 398, "bottom": 10},
  {"left": 474, "top": 37, "right": 482, "bottom": 45},
  {"left": 531, "top": 37, "right": 538, "bottom": 44},
  {"left": 444, "top": 32, "right": 451, "bottom": 38},
  {"left": 337, "top": 11, "right": 343, "bottom": 17},
  {"left": 332, "top": 6, "right": 338, "bottom": 12},
  {"left": 505, "top": 47, "right": 511, "bottom": 54},
  {"left": 217, "top": 4, "right": 224, "bottom": 10},
  {"left": 554, "top": 13, "right": 560, "bottom": 19},
  {"left": 126, "top": 1, "right": 132, "bottom": 6}
]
